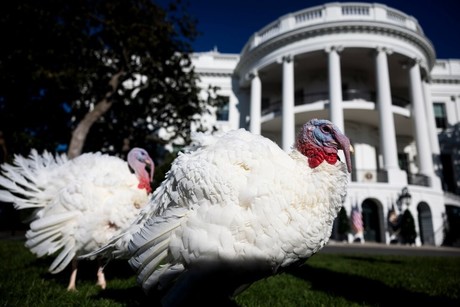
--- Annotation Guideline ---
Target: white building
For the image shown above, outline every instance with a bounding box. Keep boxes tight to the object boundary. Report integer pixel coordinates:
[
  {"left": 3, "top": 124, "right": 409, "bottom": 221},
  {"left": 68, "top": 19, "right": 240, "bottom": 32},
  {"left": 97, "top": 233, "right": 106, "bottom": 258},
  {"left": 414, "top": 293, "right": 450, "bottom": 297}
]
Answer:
[{"left": 191, "top": 2, "right": 460, "bottom": 246}]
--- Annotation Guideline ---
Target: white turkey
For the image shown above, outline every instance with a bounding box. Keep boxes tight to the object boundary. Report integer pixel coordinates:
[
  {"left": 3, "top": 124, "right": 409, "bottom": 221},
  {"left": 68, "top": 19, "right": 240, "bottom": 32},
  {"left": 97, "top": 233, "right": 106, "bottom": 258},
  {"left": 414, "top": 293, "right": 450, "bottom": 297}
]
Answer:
[
  {"left": 0, "top": 147, "right": 154, "bottom": 291},
  {"left": 82, "top": 118, "right": 353, "bottom": 305}
]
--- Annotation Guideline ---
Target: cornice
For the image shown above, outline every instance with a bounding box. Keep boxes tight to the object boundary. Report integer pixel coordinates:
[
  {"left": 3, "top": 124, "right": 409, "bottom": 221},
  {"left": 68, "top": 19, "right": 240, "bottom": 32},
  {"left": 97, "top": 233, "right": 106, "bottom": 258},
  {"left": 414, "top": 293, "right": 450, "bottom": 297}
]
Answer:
[
  {"left": 196, "top": 71, "right": 234, "bottom": 78},
  {"left": 235, "top": 21, "right": 436, "bottom": 78},
  {"left": 431, "top": 78, "right": 460, "bottom": 85}
]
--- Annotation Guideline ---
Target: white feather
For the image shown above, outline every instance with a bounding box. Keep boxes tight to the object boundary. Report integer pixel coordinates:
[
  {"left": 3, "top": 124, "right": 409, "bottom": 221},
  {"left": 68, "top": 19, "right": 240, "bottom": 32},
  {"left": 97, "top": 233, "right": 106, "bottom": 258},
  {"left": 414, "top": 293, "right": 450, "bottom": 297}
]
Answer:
[
  {"left": 49, "top": 238, "right": 76, "bottom": 273},
  {"left": 83, "top": 121, "right": 351, "bottom": 301}
]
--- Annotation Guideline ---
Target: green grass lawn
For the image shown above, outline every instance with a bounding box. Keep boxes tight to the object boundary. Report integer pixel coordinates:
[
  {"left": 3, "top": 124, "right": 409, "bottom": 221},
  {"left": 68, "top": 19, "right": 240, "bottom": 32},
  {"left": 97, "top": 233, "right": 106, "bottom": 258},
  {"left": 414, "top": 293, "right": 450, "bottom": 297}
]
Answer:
[{"left": 1, "top": 238, "right": 459, "bottom": 307}]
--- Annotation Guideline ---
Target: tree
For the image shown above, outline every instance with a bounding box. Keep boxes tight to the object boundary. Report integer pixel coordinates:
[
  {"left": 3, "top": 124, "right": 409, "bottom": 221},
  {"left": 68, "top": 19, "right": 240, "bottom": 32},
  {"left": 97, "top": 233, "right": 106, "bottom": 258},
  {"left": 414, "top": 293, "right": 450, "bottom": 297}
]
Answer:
[{"left": 0, "top": 0, "right": 221, "bottom": 160}]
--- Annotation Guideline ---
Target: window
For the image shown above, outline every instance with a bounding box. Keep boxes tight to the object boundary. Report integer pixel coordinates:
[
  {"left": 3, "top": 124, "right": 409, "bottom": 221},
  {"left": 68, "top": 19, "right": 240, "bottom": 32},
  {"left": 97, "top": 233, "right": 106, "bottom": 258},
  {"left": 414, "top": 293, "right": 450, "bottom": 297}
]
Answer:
[
  {"left": 262, "top": 97, "right": 270, "bottom": 110},
  {"left": 398, "top": 153, "right": 409, "bottom": 173},
  {"left": 216, "top": 96, "right": 229, "bottom": 121},
  {"left": 433, "top": 103, "right": 447, "bottom": 129},
  {"left": 295, "top": 89, "right": 303, "bottom": 105},
  {"left": 441, "top": 154, "right": 456, "bottom": 193}
]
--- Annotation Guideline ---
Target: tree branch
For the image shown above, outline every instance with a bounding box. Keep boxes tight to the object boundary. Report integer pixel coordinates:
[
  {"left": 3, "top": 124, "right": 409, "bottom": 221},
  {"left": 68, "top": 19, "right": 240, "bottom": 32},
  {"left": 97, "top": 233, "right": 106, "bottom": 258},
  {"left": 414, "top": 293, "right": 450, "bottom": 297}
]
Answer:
[{"left": 67, "top": 70, "right": 125, "bottom": 158}]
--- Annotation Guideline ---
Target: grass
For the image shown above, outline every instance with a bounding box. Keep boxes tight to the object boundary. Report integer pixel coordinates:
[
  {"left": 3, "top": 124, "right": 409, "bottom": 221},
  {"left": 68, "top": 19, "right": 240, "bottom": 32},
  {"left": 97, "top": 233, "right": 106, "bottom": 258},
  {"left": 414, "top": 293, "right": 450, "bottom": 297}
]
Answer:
[{"left": 0, "top": 238, "right": 459, "bottom": 307}]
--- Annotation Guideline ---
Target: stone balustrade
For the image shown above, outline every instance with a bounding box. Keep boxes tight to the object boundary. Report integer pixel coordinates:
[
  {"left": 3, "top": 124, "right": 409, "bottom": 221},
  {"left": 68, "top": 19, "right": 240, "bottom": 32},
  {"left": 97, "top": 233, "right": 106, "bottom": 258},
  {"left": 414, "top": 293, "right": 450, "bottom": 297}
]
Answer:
[{"left": 242, "top": 2, "right": 422, "bottom": 55}]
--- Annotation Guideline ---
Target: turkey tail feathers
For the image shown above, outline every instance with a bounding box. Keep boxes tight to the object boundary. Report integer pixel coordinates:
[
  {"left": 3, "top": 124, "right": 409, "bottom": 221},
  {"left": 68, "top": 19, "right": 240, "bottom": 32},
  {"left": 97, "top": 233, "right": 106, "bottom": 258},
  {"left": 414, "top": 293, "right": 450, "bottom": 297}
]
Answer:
[
  {"left": 0, "top": 172, "right": 42, "bottom": 208},
  {"left": 48, "top": 238, "right": 76, "bottom": 274},
  {"left": 79, "top": 230, "right": 132, "bottom": 260},
  {"left": 26, "top": 226, "right": 63, "bottom": 257},
  {"left": 0, "top": 150, "right": 67, "bottom": 209},
  {"left": 28, "top": 211, "right": 79, "bottom": 231},
  {"left": 24, "top": 211, "right": 79, "bottom": 273}
]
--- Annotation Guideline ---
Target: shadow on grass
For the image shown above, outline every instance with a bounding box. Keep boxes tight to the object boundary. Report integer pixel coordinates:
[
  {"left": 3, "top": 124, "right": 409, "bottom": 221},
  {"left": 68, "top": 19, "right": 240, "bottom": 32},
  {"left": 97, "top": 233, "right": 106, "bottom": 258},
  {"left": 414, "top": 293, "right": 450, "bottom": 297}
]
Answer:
[
  {"left": 93, "top": 286, "right": 151, "bottom": 306},
  {"left": 31, "top": 254, "right": 457, "bottom": 306},
  {"left": 90, "top": 260, "right": 155, "bottom": 306},
  {"left": 94, "top": 259, "right": 272, "bottom": 307},
  {"left": 341, "top": 255, "right": 405, "bottom": 265},
  {"left": 286, "top": 259, "right": 458, "bottom": 306}
]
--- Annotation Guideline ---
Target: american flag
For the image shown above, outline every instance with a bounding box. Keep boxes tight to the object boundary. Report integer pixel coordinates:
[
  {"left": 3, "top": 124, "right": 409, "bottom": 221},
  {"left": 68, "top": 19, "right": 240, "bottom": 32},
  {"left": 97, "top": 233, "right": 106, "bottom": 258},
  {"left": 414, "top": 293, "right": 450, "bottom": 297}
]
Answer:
[{"left": 351, "top": 205, "right": 363, "bottom": 234}]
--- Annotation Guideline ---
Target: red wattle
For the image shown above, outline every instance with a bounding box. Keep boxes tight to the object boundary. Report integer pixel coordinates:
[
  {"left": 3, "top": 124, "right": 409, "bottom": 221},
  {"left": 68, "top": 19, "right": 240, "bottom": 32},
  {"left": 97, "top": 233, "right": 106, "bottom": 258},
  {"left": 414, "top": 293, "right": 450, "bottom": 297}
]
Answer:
[
  {"left": 297, "top": 142, "right": 338, "bottom": 169},
  {"left": 138, "top": 177, "right": 152, "bottom": 193},
  {"left": 325, "top": 152, "right": 338, "bottom": 165}
]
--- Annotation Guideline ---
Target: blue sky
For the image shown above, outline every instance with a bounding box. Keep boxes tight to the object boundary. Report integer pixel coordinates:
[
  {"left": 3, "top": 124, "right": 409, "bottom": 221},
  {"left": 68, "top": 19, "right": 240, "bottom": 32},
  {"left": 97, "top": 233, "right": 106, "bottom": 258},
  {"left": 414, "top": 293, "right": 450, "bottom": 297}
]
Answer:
[{"left": 159, "top": 0, "right": 460, "bottom": 59}]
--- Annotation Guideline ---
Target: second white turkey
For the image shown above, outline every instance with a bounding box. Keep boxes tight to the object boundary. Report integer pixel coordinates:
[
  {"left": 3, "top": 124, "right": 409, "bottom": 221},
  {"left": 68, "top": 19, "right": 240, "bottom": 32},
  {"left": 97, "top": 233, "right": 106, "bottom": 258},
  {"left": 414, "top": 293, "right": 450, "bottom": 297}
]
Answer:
[{"left": 0, "top": 147, "right": 154, "bottom": 291}]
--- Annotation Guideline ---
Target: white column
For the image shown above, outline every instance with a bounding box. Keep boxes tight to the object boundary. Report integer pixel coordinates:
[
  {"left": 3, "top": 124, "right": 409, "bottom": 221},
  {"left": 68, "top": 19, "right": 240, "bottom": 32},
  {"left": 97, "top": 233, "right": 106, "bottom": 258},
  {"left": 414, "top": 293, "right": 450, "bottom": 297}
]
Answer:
[
  {"left": 408, "top": 59, "right": 434, "bottom": 177},
  {"left": 375, "top": 47, "right": 407, "bottom": 185},
  {"left": 375, "top": 47, "right": 400, "bottom": 172},
  {"left": 422, "top": 79, "right": 443, "bottom": 190},
  {"left": 282, "top": 55, "right": 295, "bottom": 151},
  {"left": 326, "top": 46, "right": 344, "bottom": 132},
  {"left": 249, "top": 71, "right": 261, "bottom": 135},
  {"left": 454, "top": 95, "right": 460, "bottom": 124},
  {"left": 422, "top": 79, "right": 440, "bottom": 154}
]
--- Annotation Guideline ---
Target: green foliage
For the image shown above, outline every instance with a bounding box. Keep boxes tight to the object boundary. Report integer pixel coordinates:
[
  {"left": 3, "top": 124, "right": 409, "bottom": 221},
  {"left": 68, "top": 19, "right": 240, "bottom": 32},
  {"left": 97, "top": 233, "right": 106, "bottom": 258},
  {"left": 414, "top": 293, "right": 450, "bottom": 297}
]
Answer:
[
  {"left": 236, "top": 253, "right": 460, "bottom": 306},
  {"left": 0, "top": 239, "right": 144, "bottom": 306},
  {"left": 1, "top": 239, "right": 459, "bottom": 306},
  {"left": 0, "top": 0, "right": 219, "bottom": 159}
]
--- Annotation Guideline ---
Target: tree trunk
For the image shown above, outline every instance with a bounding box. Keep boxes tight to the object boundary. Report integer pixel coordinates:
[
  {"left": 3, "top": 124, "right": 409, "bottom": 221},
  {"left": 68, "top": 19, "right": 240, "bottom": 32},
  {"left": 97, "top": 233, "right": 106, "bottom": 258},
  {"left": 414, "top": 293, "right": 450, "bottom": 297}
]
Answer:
[{"left": 67, "top": 71, "right": 124, "bottom": 159}]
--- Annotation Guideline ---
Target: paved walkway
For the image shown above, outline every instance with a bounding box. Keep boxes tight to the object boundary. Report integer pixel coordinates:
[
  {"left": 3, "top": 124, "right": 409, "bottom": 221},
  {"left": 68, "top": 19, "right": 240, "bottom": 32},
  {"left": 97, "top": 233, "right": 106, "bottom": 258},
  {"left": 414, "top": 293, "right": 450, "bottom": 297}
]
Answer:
[
  {"left": 2, "top": 231, "right": 459, "bottom": 257},
  {"left": 323, "top": 240, "right": 460, "bottom": 257}
]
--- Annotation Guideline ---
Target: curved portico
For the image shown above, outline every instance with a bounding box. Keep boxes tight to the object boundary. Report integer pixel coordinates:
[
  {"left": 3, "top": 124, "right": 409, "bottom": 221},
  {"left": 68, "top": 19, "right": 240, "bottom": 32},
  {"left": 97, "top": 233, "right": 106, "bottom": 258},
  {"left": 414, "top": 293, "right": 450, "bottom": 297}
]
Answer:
[
  {"left": 229, "top": 2, "right": 451, "bottom": 246},
  {"left": 192, "top": 2, "right": 460, "bottom": 246},
  {"left": 235, "top": 2, "right": 438, "bottom": 189}
]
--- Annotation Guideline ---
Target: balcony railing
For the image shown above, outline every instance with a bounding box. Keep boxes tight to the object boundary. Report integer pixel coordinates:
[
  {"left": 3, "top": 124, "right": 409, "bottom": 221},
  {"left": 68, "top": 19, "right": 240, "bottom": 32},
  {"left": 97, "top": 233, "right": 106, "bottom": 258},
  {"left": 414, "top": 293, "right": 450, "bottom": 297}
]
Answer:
[
  {"left": 352, "top": 169, "right": 388, "bottom": 183},
  {"left": 261, "top": 90, "right": 410, "bottom": 115},
  {"left": 352, "top": 171, "right": 432, "bottom": 187},
  {"left": 242, "top": 2, "right": 422, "bottom": 55},
  {"left": 408, "top": 174, "right": 431, "bottom": 187},
  {"left": 302, "top": 90, "right": 376, "bottom": 105}
]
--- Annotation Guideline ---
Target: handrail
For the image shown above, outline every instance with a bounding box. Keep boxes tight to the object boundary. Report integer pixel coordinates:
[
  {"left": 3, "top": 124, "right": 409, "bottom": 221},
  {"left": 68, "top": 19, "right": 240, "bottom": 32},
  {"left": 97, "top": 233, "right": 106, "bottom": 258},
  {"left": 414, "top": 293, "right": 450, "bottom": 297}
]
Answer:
[
  {"left": 242, "top": 2, "right": 422, "bottom": 55},
  {"left": 261, "top": 90, "right": 411, "bottom": 115}
]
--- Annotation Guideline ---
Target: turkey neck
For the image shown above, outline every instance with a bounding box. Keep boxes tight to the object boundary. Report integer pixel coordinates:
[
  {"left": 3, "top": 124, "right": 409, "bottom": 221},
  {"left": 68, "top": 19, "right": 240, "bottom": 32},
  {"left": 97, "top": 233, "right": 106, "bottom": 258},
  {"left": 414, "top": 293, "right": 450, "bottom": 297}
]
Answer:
[{"left": 290, "top": 149, "right": 348, "bottom": 219}]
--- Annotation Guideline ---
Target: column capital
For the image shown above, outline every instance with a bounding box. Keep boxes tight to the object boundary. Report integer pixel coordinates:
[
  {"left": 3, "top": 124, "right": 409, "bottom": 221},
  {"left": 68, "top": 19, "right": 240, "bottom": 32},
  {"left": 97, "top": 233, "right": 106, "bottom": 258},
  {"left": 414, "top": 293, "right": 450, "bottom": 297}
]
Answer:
[
  {"left": 375, "top": 46, "right": 393, "bottom": 55},
  {"left": 423, "top": 75, "right": 433, "bottom": 84},
  {"left": 325, "top": 45, "right": 344, "bottom": 53},
  {"left": 276, "top": 54, "right": 294, "bottom": 64},
  {"left": 282, "top": 54, "right": 294, "bottom": 63},
  {"left": 246, "top": 69, "right": 259, "bottom": 81},
  {"left": 411, "top": 57, "right": 422, "bottom": 66},
  {"left": 401, "top": 57, "right": 422, "bottom": 69}
]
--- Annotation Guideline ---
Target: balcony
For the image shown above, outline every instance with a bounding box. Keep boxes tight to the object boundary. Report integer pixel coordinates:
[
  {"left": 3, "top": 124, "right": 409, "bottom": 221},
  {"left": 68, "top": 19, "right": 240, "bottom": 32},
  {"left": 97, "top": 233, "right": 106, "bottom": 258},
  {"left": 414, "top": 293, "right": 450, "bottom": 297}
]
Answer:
[
  {"left": 351, "top": 170, "right": 432, "bottom": 187},
  {"left": 242, "top": 2, "right": 423, "bottom": 55},
  {"left": 352, "top": 169, "right": 388, "bottom": 183},
  {"left": 407, "top": 174, "right": 431, "bottom": 187},
  {"left": 261, "top": 90, "right": 410, "bottom": 115}
]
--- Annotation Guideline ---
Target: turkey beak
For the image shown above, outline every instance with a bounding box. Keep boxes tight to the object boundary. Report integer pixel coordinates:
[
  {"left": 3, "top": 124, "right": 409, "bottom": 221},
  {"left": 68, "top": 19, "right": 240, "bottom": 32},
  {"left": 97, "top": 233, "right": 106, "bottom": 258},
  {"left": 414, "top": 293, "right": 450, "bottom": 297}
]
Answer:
[
  {"left": 333, "top": 128, "right": 353, "bottom": 173},
  {"left": 144, "top": 157, "right": 155, "bottom": 182}
]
